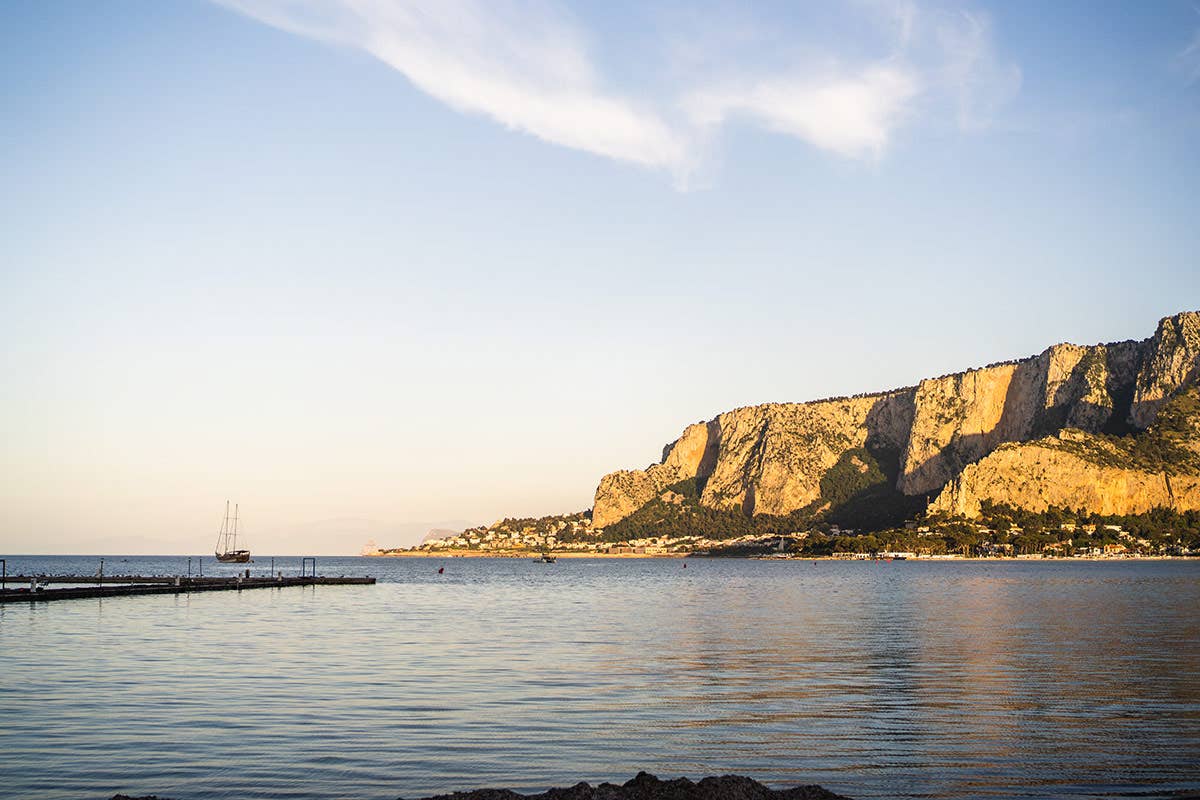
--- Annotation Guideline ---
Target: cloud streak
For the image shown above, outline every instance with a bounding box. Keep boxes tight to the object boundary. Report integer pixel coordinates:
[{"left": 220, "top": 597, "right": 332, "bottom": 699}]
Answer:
[
  {"left": 214, "top": 0, "right": 1017, "bottom": 180},
  {"left": 935, "top": 10, "right": 1022, "bottom": 131},
  {"left": 683, "top": 66, "right": 920, "bottom": 160},
  {"left": 1178, "top": 22, "right": 1200, "bottom": 84},
  {"left": 216, "top": 0, "right": 689, "bottom": 170}
]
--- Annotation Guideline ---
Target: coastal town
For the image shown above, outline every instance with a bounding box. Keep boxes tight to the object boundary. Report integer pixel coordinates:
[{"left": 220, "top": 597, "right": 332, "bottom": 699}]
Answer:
[{"left": 365, "top": 510, "right": 1197, "bottom": 560}]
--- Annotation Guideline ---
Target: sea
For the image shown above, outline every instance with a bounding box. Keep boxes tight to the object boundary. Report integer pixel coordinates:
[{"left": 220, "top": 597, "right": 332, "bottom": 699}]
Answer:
[{"left": 1, "top": 555, "right": 1198, "bottom": 800}]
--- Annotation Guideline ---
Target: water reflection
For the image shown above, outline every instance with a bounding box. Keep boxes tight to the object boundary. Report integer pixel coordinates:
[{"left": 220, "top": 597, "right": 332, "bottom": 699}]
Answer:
[{"left": 0, "top": 558, "right": 1198, "bottom": 799}]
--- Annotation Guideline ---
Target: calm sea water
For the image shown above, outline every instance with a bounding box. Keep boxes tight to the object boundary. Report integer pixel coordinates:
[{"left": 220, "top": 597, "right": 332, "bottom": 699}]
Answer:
[{"left": 1, "top": 555, "right": 1198, "bottom": 800}]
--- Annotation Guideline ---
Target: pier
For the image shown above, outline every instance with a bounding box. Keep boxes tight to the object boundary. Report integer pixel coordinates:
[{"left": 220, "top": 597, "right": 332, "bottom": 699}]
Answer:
[{"left": 0, "top": 573, "right": 375, "bottom": 603}]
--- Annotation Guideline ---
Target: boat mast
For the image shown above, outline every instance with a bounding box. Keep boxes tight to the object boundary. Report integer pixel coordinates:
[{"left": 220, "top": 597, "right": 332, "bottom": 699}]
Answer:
[
  {"left": 232, "top": 503, "right": 239, "bottom": 551},
  {"left": 217, "top": 500, "right": 230, "bottom": 553}
]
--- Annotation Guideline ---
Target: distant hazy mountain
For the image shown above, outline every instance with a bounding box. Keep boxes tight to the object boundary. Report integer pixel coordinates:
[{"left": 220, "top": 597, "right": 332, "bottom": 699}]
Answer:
[
  {"left": 420, "top": 528, "right": 463, "bottom": 545},
  {"left": 274, "top": 518, "right": 473, "bottom": 553}
]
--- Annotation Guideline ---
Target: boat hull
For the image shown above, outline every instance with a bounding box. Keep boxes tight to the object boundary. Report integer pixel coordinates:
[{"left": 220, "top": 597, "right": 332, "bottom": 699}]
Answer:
[{"left": 215, "top": 551, "right": 251, "bottom": 563}]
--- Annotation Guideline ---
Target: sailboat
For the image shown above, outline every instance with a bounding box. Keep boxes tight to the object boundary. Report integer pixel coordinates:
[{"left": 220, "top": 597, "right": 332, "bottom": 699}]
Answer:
[{"left": 214, "top": 501, "right": 251, "bottom": 563}]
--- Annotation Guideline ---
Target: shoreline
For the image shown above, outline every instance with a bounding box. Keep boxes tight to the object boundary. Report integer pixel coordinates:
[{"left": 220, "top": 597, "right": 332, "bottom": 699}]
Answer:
[
  {"left": 367, "top": 550, "right": 1197, "bottom": 562},
  {"left": 369, "top": 550, "right": 687, "bottom": 559}
]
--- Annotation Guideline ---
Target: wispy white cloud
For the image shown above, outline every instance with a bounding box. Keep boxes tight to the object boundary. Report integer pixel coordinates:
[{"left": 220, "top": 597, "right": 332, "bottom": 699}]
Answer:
[
  {"left": 849, "top": 0, "right": 918, "bottom": 50},
  {"left": 1177, "top": 16, "right": 1200, "bottom": 84},
  {"left": 683, "top": 66, "right": 919, "bottom": 159},
  {"left": 213, "top": 0, "right": 1018, "bottom": 181},
  {"left": 935, "top": 10, "right": 1021, "bottom": 131},
  {"left": 215, "top": 0, "right": 690, "bottom": 171}
]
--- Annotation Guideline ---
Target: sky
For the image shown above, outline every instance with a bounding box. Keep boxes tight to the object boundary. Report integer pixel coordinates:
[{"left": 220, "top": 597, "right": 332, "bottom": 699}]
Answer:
[{"left": 2, "top": 0, "right": 1198, "bottom": 555}]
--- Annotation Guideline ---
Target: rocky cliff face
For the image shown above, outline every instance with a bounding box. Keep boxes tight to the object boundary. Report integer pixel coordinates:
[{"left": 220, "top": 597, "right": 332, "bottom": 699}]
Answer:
[
  {"left": 591, "top": 421, "right": 715, "bottom": 528},
  {"left": 896, "top": 340, "right": 1143, "bottom": 495},
  {"left": 930, "top": 388, "right": 1200, "bottom": 517},
  {"left": 593, "top": 312, "right": 1200, "bottom": 527},
  {"left": 591, "top": 393, "right": 915, "bottom": 528},
  {"left": 928, "top": 432, "right": 1200, "bottom": 518},
  {"left": 1131, "top": 312, "right": 1200, "bottom": 428}
]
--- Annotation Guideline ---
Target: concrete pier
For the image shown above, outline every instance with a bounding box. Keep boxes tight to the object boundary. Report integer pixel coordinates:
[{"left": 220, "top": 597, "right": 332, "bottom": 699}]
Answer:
[{"left": 0, "top": 575, "right": 375, "bottom": 603}]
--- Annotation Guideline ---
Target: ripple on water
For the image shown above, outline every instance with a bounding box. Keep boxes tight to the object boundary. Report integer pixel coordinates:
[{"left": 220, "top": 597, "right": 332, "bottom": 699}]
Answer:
[{"left": 1, "top": 557, "right": 1199, "bottom": 799}]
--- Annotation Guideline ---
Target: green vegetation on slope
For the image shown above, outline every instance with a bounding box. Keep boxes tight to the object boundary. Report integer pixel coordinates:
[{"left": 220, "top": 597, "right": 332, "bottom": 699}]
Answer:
[
  {"left": 593, "top": 445, "right": 926, "bottom": 542},
  {"left": 1045, "top": 387, "right": 1200, "bottom": 472},
  {"left": 587, "top": 479, "right": 812, "bottom": 542},
  {"left": 817, "top": 445, "right": 927, "bottom": 530}
]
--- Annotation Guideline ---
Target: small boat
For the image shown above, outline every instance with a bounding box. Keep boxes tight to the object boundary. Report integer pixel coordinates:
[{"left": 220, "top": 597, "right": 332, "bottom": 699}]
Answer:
[
  {"left": 214, "top": 501, "right": 251, "bottom": 563},
  {"left": 532, "top": 553, "right": 556, "bottom": 563}
]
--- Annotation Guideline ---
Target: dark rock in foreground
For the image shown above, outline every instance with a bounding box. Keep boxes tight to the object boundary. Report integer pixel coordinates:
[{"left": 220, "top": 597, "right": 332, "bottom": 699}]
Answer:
[
  {"left": 404, "top": 771, "right": 851, "bottom": 800},
  {"left": 109, "top": 772, "right": 851, "bottom": 800}
]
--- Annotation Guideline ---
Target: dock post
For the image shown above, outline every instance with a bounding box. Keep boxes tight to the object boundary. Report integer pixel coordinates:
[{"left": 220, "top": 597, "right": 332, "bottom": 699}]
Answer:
[
  {"left": 187, "top": 558, "right": 192, "bottom": 578},
  {"left": 98, "top": 558, "right": 104, "bottom": 586},
  {"left": 1, "top": 559, "right": 5, "bottom": 591},
  {"left": 270, "top": 557, "right": 275, "bottom": 577},
  {"left": 301, "top": 557, "right": 315, "bottom": 579}
]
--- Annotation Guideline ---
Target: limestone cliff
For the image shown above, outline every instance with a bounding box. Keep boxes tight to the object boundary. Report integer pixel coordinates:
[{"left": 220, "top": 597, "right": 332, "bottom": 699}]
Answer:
[
  {"left": 1131, "top": 312, "right": 1200, "bottom": 428},
  {"left": 696, "top": 391, "right": 915, "bottom": 516},
  {"left": 896, "top": 339, "right": 1143, "bottom": 495},
  {"left": 592, "top": 422, "right": 716, "bottom": 529},
  {"left": 591, "top": 393, "right": 915, "bottom": 528},
  {"left": 930, "top": 388, "right": 1200, "bottom": 518},
  {"left": 592, "top": 312, "right": 1200, "bottom": 528},
  {"left": 927, "top": 436, "right": 1200, "bottom": 518}
]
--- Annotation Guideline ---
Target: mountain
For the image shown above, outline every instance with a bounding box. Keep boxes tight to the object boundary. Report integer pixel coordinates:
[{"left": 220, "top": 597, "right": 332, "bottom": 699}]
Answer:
[
  {"left": 420, "top": 528, "right": 464, "bottom": 545},
  {"left": 593, "top": 312, "right": 1200, "bottom": 528}
]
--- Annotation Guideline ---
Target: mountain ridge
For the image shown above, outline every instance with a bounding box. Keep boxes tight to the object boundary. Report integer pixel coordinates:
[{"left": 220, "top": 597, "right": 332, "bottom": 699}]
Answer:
[{"left": 592, "top": 312, "right": 1200, "bottom": 528}]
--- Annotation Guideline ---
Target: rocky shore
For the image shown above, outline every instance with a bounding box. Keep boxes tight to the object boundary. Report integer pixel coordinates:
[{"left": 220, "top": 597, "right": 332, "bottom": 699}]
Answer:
[
  {"left": 112, "top": 772, "right": 852, "bottom": 800},
  {"left": 406, "top": 772, "right": 851, "bottom": 800}
]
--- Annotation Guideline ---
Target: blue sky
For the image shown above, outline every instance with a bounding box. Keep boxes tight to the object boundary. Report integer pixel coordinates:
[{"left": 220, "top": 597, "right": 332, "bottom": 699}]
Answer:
[{"left": 2, "top": 0, "right": 1198, "bottom": 554}]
